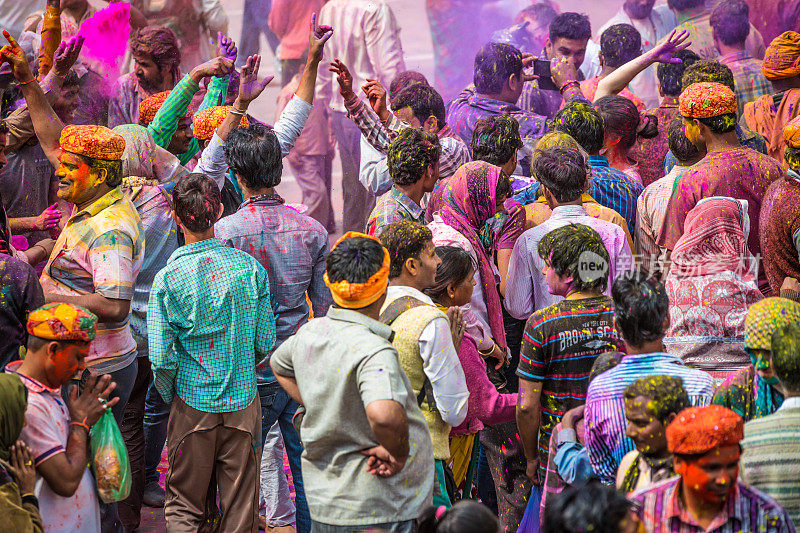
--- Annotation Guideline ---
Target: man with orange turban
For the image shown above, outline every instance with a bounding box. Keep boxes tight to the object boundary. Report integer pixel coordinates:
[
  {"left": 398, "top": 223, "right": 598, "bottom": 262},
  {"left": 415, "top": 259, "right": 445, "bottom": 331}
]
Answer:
[
  {"left": 744, "top": 31, "right": 800, "bottom": 165},
  {"left": 630, "top": 405, "right": 794, "bottom": 532},
  {"left": 759, "top": 115, "right": 800, "bottom": 295},
  {"left": 660, "top": 81, "right": 785, "bottom": 294},
  {"left": 270, "top": 231, "right": 435, "bottom": 531}
]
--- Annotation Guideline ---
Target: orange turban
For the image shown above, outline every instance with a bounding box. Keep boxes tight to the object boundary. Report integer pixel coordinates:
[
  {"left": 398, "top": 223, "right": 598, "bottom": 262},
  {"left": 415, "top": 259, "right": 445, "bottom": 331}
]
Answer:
[
  {"left": 667, "top": 405, "right": 744, "bottom": 455},
  {"left": 679, "top": 82, "right": 737, "bottom": 119},
  {"left": 192, "top": 106, "right": 249, "bottom": 141},
  {"left": 323, "top": 232, "right": 390, "bottom": 309},
  {"left": 27, "top": 303, "right": 98, "bottom": 342},
  {"left": 138, "top": 91, "right": 170, "bottom": 126},
  {"left": 60, "top": 125, "right": 126, "bottom": 161},
  {"left": 786, "top": 115, "right": 800, "bottom": 149},
  {"left": 762, "top": 31, "right": 800, "bottom": 81}
]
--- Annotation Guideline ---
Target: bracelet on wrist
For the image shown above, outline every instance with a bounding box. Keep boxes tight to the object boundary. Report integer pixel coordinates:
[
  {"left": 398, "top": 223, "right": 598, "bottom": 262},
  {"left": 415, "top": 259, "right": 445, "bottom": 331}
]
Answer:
[
  {"left": 18, "top": 78, "right": 36, "bottom": 87},
  {"left": 478, "top": 343, "right": 497, "bottom": 357},
  {"left": 559, "top": 80, "right": 580, "bottom": 94},
  {"left": 69, "top": 418, "right": 90, "bottom": 433}
]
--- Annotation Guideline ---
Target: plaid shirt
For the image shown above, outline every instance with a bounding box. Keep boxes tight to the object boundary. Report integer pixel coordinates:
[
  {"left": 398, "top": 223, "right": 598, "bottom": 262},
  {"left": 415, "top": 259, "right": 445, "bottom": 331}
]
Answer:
[
  {"left": 366, "top": 186, "right": 425, "bottom": 237},
  {"left": 148, "top": 238, "right": 276, "bottom": 412},
  {"left": 345, "top": 95, "right": 471, "bottom": 180},
  {"left": 587, "top": 155, "right": 644, "bottom": 234},
  {"left": 215, "top": 193, "right": 331, "bottom": 384},
  {"left": 720, "top": 51, "right": 773, "bottom": 118},
  {"left": 632, "top": 477, "right": 795, "bottom": 533},
  {"left": 40, "top": 188, "right": 144, "bottom": 365}
]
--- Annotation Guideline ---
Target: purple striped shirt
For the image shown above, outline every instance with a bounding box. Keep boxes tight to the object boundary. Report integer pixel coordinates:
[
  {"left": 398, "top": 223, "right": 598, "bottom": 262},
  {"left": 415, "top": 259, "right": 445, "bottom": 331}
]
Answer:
[{"left": 632, "top": 477, "right": 795, "bottom": 533}]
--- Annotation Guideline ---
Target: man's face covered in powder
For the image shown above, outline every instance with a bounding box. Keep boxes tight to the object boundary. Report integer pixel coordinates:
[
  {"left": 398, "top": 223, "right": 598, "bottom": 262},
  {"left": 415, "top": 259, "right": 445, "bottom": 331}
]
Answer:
[
  {"left": 675, "top": 445, "right": 740, "bottom": 504},
  {"left": 55, "top": 151, "right": 107, "bottom": 204},
  {"left": 625, "top": 396, "right": 670, "bottom": 458},
  {"left": 624, "top": 0, "right": 657, "bottom": 20},
  {"left": 48, "top": 340, "right": 90, "bottom": 385}
]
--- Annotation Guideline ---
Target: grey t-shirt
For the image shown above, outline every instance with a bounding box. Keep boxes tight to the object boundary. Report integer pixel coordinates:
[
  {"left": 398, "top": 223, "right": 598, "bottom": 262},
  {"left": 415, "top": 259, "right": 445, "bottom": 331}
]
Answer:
[
  {"left": 0, "top": 142, "right": 56, "bottom": 245},
  {"left": 271, "top": 306, "right": 434, "bottom": 526}
]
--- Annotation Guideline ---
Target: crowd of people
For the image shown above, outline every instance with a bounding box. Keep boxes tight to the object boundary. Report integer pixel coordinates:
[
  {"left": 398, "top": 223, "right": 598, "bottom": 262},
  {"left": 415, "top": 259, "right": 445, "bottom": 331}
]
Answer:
[{"left": 0, "top": 0, "right": 800, "bottom": 532}]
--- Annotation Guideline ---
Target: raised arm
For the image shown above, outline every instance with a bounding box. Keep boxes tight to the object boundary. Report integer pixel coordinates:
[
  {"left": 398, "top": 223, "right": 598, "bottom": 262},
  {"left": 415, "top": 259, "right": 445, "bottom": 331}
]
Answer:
[
  {"left": 294, "top": 13, "right": 333, "bottom": 105},
  {"left": 595, "top": 30, "right": 691, "bottom": 101}
]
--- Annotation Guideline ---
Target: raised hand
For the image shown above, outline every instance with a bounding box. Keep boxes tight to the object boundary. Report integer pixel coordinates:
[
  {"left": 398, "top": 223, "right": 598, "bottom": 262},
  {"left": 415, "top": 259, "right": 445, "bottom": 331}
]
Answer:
[
  {"left": 520, "top": 53, "right": 539, "bottom": 83},
  {"left": 68, "top": 373, "right": 119, "bottom": 428},
  {"left": 35, "top": 203, "right": 62, "bottom": 231},
  {"left": 447, "top": 306, "right": 465, "bottom": 353},
  {"left": 237, "top": 54, "right": 274, "bottom": 105},
  {"left": 308, "top": 12, "right": 333, "bottom": 63},
  {"left": 0, "top": 30, "right": 34, "bottom": 83},
  {"left": 10, "top": 441, "right": 35, "bottom": 495},
  {"left": 649, "top": 29, "right": 691, "bottom": 64},
  {"left": 189, "top": 56, "right": 234, "bottom": 84},
  {"left": 329, "top": 59, "right": 354, "bottom": 100},
  {"left": 362, "top": 79, "right": 390, "bottom": 122},
  {"left": 217, "top": 32, "right": 238, "bottom": 64},
  {"left": 53, "top": 35, "right": 85, "bottom": 78},
  {"left": 550, "top": 56, "right": 580, "bottom": 91}
]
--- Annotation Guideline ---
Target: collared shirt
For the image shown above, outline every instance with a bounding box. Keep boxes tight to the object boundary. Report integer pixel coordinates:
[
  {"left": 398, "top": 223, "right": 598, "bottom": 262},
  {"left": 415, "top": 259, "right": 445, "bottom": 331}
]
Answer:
[
  {"left": 271, "top": 306, "right": 434, "bottom": 525},
  {"left": 630, "top": 96, "right": 680, "bottom": 187},
  {"left": 0, "top": 253, "right": 43, "bottom": 367},
  {"left": 671, "top": 11, "right": 766, "bottom": 61},
  {"left": 587, "top": 155, "right": 643, "bottom": 234},
  {"left": 777, "top": 396, "right": 800, "bottom": 412},
  {"left": 760, "top": 170, "right": 800, "bottom": 295},
  {"left": 124, "top": 185, "right": 177, "bottom": 352},
  {"left": 7, "top": 361, "right": 101, "bottom": 533},
  {"left": 40, "top": 188, "right": 143, "bottom": 366},
  {"left": 505, "top": 204, "right": 634, "bottom": 320},
  {"left": 720, "top": 50, "right": 772, "bottom": 118},
  {"left": 366, "top": 186, "right": 425, "bottom": 237},
  {"left": 632, "top": 477, "right": 794, "bottom": 533},
  {"left": 593, "top": 5, "right": 678, "bottom": 109},
  {"left": 663, "top": 123, "right": 769, "bottom": 174},
  {"left": 316, "top": 0, "right": 405, "bottom": 114},
  {"left": 147, "top": 238, "right": 276, "bottom": 412},
  {"left": 584, "top": 352, "right": 715, "bottom": 484},
  {"left": 108, "top": 72, "right": 164, "bottom": 129},
  {"left": 345, "top": 96, "right": 471, "bottom": 195},
  {"left": 384, "top": 286, "right": 469, "bottom": 427},
  {"left": 636, "top": 165, "right": 689, "bottom": 274},
  {"left": 215, "top": 194, "right": 331, "bottom": 384}
]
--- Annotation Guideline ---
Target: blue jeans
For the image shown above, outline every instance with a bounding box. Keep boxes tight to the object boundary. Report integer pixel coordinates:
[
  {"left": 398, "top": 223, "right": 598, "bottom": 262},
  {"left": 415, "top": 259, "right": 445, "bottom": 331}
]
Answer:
[
  {"left": 259, "top": 382, "right": 310, "bottom": 533},
  {"left": 143, "top": 377, "right": 170, "bottom": 485}
]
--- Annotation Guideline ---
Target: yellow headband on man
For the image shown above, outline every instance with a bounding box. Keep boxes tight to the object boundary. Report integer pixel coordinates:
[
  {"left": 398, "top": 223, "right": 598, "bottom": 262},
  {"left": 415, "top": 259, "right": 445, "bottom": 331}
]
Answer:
[{"left": 324, "top": 232, "right": 390, "bottom": 309}]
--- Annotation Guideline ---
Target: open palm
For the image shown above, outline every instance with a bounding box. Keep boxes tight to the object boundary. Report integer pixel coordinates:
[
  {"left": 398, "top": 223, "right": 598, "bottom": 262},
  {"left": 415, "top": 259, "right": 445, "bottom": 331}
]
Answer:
[
  {"left": 651, "top": 29, "right": 692, "bottom": 64},
  {"left": 238, "top": 54, "right": 273, "bottom": 104}
]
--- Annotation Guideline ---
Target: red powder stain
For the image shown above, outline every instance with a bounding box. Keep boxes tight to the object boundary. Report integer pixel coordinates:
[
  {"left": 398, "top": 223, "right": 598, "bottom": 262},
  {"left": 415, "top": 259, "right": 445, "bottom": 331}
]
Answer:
[
  {"left": 210, "top": 340, "right": 214, "bottom": 349},
  {"left": 199, "top": 355, "right": 204, "bottom": 364}
]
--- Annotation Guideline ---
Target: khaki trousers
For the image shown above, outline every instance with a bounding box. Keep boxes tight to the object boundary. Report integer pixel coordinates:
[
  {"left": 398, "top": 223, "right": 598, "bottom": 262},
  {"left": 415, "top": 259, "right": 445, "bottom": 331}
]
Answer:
[{"left": 165, "top": 395, "right": 261, "bottom": 533}]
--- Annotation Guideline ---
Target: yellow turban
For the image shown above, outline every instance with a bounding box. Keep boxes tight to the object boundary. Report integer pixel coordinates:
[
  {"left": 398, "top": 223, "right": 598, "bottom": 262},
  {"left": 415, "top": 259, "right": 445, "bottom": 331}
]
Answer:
[
  {"left": 192, "top": 106, "right": 249, "bottom": 141},
  {"left": 762, "top": 31, "right": 800, "bottom": 81},
  {"left": 324, "top": 232, "right": 390, "bottom": 309},
  {"left": 138, "top": 91, "right": 171, "bottom": 126},
  {"left": 679, "top": 82, "right": 737, "bottom": 119},
  {"left": 59, "top": 125, "right": 126, "bottom": 161},
  {"left": 27, "top": 303, "right": 98, "bottom": 342}
]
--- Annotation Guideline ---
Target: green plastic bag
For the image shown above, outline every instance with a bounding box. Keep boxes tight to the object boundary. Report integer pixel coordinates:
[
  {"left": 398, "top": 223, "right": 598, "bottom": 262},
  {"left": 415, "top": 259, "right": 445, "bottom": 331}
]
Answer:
[{"left": 89, "top": 408, "right": 131, "bottom": 502}]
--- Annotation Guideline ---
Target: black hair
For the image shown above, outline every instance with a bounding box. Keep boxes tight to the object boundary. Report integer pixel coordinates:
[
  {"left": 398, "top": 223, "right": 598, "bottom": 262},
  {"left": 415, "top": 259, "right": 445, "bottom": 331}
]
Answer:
[
  {"left": 696, "top": 113, "right": 738, "bottom": 134},
  {"left": 516, "top": 3, "right": 558, "bottom": 26},
  {"left": 682, "top": 60, "right": 736, "bottom": 92},
  {"left": 131, "top": 25, "right": 181, "bottom": 79},
  {"left": 471, "top": 114, "right": 523, "bottom": 167},
  {"left": 387, "top": 128, "right": 441, "bottom": 186},
  {"left": 425, "top": 246, "right": 476, "bottom": 301},
  {"left": 612, "top": 271, "right": 669, "bottom": 348},
  {"left": 474, "top": 42, "right": 523, "bottom": 95},
  {"left": 390, "top": 84, "right": 446, "bottom": 132},
  {"left": 667, "top": 116, "right": 701, "bottom": 163},
  {"left": 770, "top": 322, "right": 800, "bottom": 393},
  {"left": 624, "top": 375, "right": 691, "bottom": 424},
  {"left": 496, "top": 171, "right": 513, "bottom": 201},
  {"left": 224, "top": 122, "right": 282, "bottom": 190},
  {"left": 0, "top": 121, "right": 8, "bottom": 134},
  {"left": 380, "top": 220, "right": 433, "bottom": 278},
  {"left": 418, "top": 500, "right": 500, "bottom": 533},
  {"left": 710, "top": 0, "right": 751, "bottom": 46},
  {"left": 667, "top": 0, "right": 705, "bottom": 10},
  {"left": 389, "top": 71, "right": 429, "bottom": 104},
  {"left": 77, "top": 154, "right": 123, "bottom": 188},
  {"left": 538, "top": 223, "right": 610, "bottom": 293},
  {"left": 594, "top": 95, "right": 659, "bottom": 150},
  {"left": 551, "top": 101, "right": 605, "bottom": 155},
  {"left": 600, "top": 24, "right": 642, "bottom": 68},
  {"left": 590, "top": 351, "right": 624, "bottom": 382},
  {"left": 656, "top": 49, "right": 701, "bottom": 96},
  {"left": 326, "top": 236, "right": 385, "bottom": 284},
  {"left": 531, "top": 147, "right": 588, "bottom": 203},
  {"left": 544, "top": 481, "right": 632, "bottom": 533},
  {"left": 172, "top": 173, "right": 222, "bottom": 233},
  {"left": 548, "top": 12, "right": 592, "bottom": 43},
  {"left": 62, "top": 70, "right": 80, "bottom": 88}
]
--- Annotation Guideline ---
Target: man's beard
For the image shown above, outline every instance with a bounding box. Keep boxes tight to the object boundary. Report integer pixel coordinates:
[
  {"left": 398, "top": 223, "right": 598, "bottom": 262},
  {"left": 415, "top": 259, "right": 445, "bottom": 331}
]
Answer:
[
  {"left": 137, "top": 73, "right": 161, "bottom": 94},
  {"left": 625, "top": 1, "right": 654, "bottom": 19}
]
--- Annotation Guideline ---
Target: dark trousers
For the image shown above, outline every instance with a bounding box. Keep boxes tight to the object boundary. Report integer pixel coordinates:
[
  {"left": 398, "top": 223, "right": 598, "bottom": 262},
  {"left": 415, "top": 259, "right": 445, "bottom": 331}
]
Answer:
[
  {"left": 118, "top": 358, "right": 154, "bottom": 530},
  {"left": 143, "top": 377, "right": 170, "bottom": 485},
  {"left": 238, "top": 0, "right": 280, "bottom": 66},
  {"left": 329, "top": 111, "right": 374, "bottom": 232},
  {"left": 259, "top": 382, "right": 310, "bottom": 533}
]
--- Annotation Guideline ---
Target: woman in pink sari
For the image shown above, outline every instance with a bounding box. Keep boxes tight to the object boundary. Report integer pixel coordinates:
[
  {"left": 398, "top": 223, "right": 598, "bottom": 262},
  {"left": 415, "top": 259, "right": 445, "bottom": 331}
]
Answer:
[{"left": 664, "top": 197, "right": 763, "bottom": 383}]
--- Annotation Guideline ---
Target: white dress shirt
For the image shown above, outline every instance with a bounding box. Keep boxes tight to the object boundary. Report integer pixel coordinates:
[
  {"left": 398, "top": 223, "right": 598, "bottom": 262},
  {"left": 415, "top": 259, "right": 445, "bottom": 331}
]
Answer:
[{"left": 385, "top": 286, "right": 469, "bottom": 427}]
